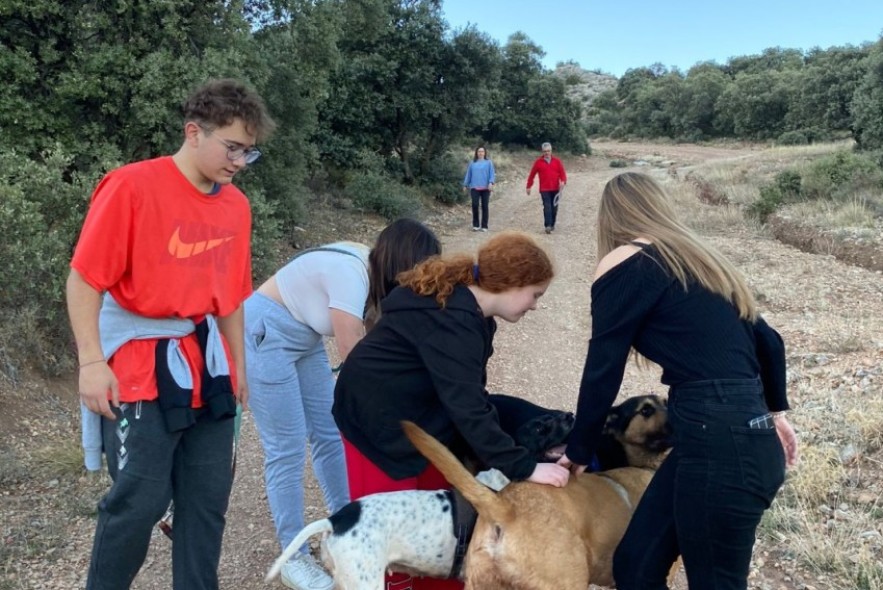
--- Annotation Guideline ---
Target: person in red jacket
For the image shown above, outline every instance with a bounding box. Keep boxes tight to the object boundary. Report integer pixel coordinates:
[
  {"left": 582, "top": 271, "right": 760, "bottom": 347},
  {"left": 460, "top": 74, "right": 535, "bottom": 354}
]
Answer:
[{"left": 526, "top": 142, "right": 567, "bottom": 234}]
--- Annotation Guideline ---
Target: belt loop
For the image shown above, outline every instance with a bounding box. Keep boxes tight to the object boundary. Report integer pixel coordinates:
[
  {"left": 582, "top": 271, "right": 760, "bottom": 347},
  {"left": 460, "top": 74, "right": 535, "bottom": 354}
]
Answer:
[{"left": 713, "top": 380, "right": 727, "bottom": 403}]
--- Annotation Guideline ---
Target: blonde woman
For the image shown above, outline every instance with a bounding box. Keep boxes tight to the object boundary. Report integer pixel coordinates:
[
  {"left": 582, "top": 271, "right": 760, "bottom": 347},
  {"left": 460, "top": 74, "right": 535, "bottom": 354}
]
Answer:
[{"left": 559, "top": 172, "right": 798, "bottom": 590}]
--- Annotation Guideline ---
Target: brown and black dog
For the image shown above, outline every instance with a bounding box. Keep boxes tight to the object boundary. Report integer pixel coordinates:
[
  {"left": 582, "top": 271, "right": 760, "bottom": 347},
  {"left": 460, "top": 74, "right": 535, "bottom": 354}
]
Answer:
[
  {"left": 596, "top": 393, "right": 672, "bottom": 470},
  {"left": 403, "top": 394, "right": 674, "bottom": 590}
]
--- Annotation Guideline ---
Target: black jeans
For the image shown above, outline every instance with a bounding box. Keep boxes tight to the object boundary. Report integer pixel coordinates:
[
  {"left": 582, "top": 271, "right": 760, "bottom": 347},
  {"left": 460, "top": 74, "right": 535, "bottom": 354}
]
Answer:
[
  {"left": 613, "top": 378, "right": 785, "bottom": 590},
  {"left": 540, "top": 190, "right": 559, "bottom": 228},
  {"left": 470, "top": 189, "right": 490, "bottom": 229},
  {"left": 88, "top": 401, "right": 234, "bottom": 590}
]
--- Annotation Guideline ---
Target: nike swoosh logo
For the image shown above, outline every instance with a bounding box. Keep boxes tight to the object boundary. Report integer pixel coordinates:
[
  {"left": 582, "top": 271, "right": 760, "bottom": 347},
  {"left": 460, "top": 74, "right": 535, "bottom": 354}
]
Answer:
[{"left": 167, "top": 227, "right": 234, "bottom": 259}]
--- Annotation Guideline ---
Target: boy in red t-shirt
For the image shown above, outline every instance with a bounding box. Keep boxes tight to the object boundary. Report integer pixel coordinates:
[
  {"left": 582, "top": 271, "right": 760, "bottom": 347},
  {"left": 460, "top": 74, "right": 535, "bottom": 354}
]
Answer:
[{"left": 66, "top": 79, "right": 275, "bottom": 590}]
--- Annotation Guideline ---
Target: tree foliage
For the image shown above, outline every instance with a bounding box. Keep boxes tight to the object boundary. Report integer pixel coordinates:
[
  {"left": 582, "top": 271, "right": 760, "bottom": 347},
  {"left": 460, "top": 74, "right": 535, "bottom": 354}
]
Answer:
[
  {"left": 852, "top": 39, "right": 883, "bottom": 150},
  {"left": 484, "top": 33, "right": 587, "bottom": 152},
  {"left": 0, "top": 0, "right": 589, "bottom": 374},
  {"left": 586, "top": 41, "right": 882, "bottom": 145},
  {"left": 8, "top": 0, "right": 879, "bottom": 376}
]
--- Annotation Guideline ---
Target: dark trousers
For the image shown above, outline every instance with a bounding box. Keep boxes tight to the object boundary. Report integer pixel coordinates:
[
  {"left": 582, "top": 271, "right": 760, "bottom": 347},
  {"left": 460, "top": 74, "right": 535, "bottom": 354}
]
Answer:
[
  {"left": 470, "top": 189, "right": 490, "bottom": 229},
  {"left": 540, "top": 190, "right": 559, "bottom": 228},
  {"left": 613, "top": 378, "right": 785, "bottom": 590},
  {"left": 87, "top": 401, "right": 234, "bottom": 590}
]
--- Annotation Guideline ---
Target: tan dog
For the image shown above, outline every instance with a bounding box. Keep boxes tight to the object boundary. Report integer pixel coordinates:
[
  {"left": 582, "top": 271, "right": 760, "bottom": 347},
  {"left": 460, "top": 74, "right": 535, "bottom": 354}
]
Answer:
[
  {"left": 597, "top": 393, "right": 672, "bottom": 470},
  {"left": 403, "top": 418, "right": 670, "bottom": 589}
]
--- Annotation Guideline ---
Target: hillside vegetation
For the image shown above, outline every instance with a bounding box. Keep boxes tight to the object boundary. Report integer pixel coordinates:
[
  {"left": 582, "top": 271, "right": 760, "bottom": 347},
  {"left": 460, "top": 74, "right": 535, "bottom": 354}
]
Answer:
[{"left": 2, "top": 0, "right": 883, "bottom": 383}]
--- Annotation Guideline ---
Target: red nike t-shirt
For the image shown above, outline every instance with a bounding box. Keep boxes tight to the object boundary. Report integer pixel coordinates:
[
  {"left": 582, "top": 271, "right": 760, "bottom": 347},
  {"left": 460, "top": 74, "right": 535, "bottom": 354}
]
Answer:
[{"left": 71, "top": 156, "right": 253, "bottom": 404}]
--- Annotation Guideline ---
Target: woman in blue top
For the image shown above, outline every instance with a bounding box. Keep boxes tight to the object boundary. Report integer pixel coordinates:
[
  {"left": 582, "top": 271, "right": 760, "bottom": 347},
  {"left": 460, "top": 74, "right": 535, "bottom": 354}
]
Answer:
[{"left": 462, "top": 146, "right": 496, "bottom": 231}]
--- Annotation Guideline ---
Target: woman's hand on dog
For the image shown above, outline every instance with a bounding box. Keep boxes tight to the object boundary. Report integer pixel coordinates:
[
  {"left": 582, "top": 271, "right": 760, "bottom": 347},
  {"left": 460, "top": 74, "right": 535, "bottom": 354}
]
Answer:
[
  {"left": 556, "top": 453, "right": 587, "bottom": 476},
  {"left": 527, "top": 462, "right": 571, "bottom": 487}
]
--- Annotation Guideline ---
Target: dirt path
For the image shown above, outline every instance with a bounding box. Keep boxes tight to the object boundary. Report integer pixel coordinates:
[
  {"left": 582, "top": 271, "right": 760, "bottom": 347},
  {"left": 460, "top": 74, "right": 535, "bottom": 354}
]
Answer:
[
  {"left": 106, "top": 150, "right": 664, "bottom": 589},
  {"left": 4, "top": 142, "right": 881, "bottom": 589}
]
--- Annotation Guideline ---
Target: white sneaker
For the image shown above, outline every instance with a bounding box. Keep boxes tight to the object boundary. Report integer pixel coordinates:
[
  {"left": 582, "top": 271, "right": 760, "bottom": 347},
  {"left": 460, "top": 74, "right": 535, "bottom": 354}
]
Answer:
[
  {"left": 280, "top": 554, "right": 333, "bottom": 590},
  {"left": 472, "top": 226, "right": 480, "bottom": 231}
]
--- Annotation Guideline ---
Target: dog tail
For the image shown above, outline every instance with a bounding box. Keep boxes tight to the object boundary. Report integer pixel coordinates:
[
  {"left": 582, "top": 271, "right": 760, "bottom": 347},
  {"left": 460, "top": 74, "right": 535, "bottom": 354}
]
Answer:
[
  {"left": 402, "top": 421, "right": 513, "bottom": 523},
  {"left": 266, "top": 519, "right": 332, "bottom": 582}
]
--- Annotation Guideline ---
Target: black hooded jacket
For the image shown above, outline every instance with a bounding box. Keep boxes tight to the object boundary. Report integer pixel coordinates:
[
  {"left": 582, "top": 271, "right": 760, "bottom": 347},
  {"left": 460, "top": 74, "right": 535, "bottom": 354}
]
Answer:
[{"left": 333, "top": 284, "right": 536, "bottom": 481}]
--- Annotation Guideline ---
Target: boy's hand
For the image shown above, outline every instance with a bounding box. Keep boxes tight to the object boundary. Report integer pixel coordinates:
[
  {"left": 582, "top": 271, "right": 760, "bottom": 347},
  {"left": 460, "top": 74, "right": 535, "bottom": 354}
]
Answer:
[{"left": 79, "top": 361, "right": 119, "bottom": 420}]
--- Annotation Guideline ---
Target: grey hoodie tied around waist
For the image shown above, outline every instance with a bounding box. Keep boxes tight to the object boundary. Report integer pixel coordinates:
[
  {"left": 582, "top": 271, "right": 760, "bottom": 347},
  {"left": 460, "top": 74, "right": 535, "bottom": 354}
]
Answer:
[{"left": 80, "top": 293, "right": 231, "bottom": 471}]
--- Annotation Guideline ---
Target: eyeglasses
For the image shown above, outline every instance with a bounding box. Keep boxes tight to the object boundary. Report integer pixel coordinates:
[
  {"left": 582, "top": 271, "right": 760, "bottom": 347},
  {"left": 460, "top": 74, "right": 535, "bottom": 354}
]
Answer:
[{"left": 202, "top": 127, "right": 262, "bottom": 164}]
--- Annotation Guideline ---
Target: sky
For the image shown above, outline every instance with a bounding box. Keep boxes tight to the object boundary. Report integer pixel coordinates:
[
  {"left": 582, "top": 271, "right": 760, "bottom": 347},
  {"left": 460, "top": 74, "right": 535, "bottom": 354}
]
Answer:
[{"left": 441, "top": 1, "right": 883, "bottom": 78}]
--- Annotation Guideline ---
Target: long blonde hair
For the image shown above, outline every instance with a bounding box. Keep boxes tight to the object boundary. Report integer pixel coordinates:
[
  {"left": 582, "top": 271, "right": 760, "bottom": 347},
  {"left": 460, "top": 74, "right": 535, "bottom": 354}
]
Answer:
[{"left": 599, "top": 172, "right": 757, "bottom": 320}]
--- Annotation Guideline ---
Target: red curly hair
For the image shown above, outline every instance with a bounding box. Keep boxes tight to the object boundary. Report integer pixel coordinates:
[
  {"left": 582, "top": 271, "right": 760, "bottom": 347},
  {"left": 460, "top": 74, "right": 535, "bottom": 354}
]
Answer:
[{"left": 398, "top": 231, "right": 554, "bottom": 306}]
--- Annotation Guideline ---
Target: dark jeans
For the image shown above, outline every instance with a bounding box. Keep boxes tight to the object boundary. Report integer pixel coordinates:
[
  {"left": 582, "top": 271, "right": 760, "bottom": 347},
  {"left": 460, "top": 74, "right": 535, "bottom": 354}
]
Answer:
[
  {"left": 613, "top": 378, "right": 785, "bottom": 590},
  {"left": 470, "top": 189, "right": 490, "bottom": 229},
  {"left": 540, "top": 190, "right": 559, "bottom": 228},
  {"left": 87, "top": 400, "right": 234, "bottom": 590}
]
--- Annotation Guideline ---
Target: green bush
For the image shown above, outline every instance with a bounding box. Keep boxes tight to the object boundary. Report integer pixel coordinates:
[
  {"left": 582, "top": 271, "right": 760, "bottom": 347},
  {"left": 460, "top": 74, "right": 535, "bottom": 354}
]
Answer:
[
  {"left": 802, "top": 151, "right": 883, "bottom": 201},
  {"left": 747, "top": 169, "right": 803, "bottom": 222},
  {"left": 774, "top": 169, "right": 802, "bottom": 198},
  {"left": 747, "top": 184, "right": 785, "bottom": 222},
  {"left": 609, "top": 159, "right": 629, "bottom": 168},
  {"left": 247, "top": 187, "right": 283, "bottom": 282},
  {"left": 776, "top": 131, "right": 808, "bottom": 146},
  {"left": 0, "top": 147, "right": 104, "bottom": 376},
  {"left": 424, "top": 181, "right": 464, "bottom": 205},
  {"left": 344, "top": 171, "right": 421, "bottom": 220},
  {"left": 419, "top": 153, "right": 468, "bottom": 205}
]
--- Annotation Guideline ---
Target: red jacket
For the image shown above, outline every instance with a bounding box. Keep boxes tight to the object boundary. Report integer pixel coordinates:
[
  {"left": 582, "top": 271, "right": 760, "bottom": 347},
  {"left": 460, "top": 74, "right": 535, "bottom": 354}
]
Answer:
[{"left": 526, "top": 156, "right": 567, "bottom": 192}]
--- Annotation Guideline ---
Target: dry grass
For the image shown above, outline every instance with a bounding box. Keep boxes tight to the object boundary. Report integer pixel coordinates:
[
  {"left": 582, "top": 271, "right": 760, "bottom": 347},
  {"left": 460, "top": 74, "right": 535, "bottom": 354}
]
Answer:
[
  {"left": 671, "top": 141, "right": 883, "bottom": 589},
  {"left": 846, "top": 398, "right": 883, "bottom": 453},
  {"left": 31, "top": 443, "right": 85, "bottom": 480},
  {"left": 782, "top": 496, "right": 883, "bottom": 590},
  {"left": 762, "top": 421, "right": 883, "bottom": 589},
  {"left": 669, "top": 179, "right": 751, "bottom": 234},
  {"left": 784, "top": 446, "right": 847, "bottom": 506}
]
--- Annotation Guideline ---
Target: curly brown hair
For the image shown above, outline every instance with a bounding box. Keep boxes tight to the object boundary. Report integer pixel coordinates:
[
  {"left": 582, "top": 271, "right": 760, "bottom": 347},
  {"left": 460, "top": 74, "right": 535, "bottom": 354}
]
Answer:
[
  {"left": 398, "top": 231, "right": 554, "bottom": 306},
  {"left": 181, "top": 78, "right": 276, "bottom": 142}
]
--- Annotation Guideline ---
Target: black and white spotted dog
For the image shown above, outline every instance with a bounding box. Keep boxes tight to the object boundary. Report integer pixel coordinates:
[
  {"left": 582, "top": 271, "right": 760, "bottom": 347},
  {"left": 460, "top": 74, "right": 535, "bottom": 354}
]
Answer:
[{"left": 267, "top": 395, "right": 573, "bottom": 587}]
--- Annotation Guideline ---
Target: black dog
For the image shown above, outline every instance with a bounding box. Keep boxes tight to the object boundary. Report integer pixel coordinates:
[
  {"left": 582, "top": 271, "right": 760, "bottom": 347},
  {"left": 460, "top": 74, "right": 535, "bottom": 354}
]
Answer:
[{"left": 488, "top": 394, "right": 575, "bottom": 461}]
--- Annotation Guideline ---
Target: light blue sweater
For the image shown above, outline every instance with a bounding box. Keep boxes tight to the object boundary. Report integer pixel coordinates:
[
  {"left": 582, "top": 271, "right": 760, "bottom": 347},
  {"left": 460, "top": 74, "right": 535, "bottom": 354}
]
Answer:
[
  {"left": 80, "top": 293, "right": 230, "bottom": 470},
  {"left": 463, "top": 159, "right": 496, "bottom": 190}
]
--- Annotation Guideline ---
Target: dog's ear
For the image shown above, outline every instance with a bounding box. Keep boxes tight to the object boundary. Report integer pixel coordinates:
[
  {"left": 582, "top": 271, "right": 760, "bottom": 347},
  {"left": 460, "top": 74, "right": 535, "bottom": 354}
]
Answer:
[{"left": 603, "top": 408, "right": 623, "bottom": 434}]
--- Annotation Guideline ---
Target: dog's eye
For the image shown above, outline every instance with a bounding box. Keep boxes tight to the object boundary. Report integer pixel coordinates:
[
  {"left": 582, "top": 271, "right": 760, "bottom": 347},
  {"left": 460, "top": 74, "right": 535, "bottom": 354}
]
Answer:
[{"left": 640, "top": 405, "right": 655, "bottom": 417}]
